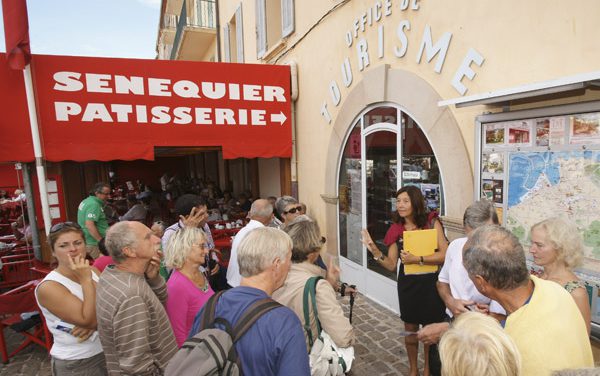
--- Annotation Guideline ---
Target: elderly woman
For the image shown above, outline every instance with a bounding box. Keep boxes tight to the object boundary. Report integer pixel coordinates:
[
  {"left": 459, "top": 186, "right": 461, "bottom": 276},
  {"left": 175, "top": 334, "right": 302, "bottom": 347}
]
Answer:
[
  {"left": 275, "top": 196, "right": 303, "bottom": 228},
  {"left": 272, "top": 215, "right": 354, "bottom": 350},
  {"left": 530, "top": 217, "right": 591, "bottom": 333},
  {"left": 439, "top": 312, "right": 521, "bottom": 376},
  {"left": 35, "top": 222, "right": 107, "bottom": 375},
  {"left": 164, "top": 226, "right": 215, "bottom": 347}
]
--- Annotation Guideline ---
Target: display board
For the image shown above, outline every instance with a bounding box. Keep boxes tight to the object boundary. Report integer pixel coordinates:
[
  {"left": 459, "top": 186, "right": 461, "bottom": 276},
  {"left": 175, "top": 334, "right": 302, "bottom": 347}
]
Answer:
[{"left": 476, "top": 101, "right": 600, "bottom": 330}]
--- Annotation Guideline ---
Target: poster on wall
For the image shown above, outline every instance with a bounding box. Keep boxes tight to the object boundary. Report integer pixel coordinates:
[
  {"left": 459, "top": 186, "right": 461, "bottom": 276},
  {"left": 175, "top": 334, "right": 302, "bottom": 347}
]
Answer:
[
  {"left": 482, "top": 152, "right": 504, "bottom": 175},
  {"left": 506, "top": 150, "right": 600, "bottom": 262},
  {"left": 482, "top": 179, "right": 503, "bottom": 204},
  {"left": 484, "top": 123, "right": 505, "bottom": 147},
  {"left": 570, "top": 113, "right": 600, "bottom": 144},
  {"left": 507, "top": 120, "right": 532, "bottom": 146}
]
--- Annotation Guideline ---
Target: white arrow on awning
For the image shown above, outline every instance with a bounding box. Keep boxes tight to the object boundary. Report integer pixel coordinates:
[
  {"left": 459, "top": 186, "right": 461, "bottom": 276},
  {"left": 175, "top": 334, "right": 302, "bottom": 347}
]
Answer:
[{"left": 271, "top": 111, "right": 287, "bottom": 125}]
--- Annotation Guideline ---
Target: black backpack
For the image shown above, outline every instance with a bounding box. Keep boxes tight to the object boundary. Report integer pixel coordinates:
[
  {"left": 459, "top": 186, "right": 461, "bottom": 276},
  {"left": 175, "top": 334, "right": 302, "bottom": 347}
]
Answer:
[{"left": 165, "top": 290, "right": 282, "bottom": 376}]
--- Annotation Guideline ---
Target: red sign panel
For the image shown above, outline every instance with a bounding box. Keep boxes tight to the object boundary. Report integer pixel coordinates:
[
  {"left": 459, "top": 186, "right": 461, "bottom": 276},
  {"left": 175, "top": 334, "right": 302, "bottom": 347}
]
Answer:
[{"left": 3, "top": 54, "right": 292, "bottom": 162}]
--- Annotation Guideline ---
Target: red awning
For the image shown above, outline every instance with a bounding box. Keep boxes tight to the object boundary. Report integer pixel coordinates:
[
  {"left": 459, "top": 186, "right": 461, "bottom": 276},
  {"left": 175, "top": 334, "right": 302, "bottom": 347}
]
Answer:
[{"left": 1, "top": 54, "right": 292, "bottom": 162}]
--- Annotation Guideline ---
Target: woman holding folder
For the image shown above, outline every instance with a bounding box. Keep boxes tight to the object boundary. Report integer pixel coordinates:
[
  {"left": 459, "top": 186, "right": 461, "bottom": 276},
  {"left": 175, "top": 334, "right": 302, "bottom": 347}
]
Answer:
[{"left": 362, "top": 186, "right": 448, "bottom": 376}]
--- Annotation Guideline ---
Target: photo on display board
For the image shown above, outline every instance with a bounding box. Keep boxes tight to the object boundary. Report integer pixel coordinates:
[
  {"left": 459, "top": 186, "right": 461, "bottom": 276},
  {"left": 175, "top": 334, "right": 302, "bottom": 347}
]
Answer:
[
  {"left": 570, "top": 113, "right": 600, "bottom": 144},
  {"left": 535, "top": 119, "right": 551, "bottom": 147},
  {"left": 482, "top": 152, "right": 504, "bottom": 174},
  {"left": 484, "top": 123, "right": 505, "bottom": 146},
  {"left": 482, "top": 179, "right": 503, "bottom": 204},
  {"left": 420, "top": 183, "right": 440, "bottom": 212},
  {"left": 507, "top": 120, "right": 532, "bottom": 146}
]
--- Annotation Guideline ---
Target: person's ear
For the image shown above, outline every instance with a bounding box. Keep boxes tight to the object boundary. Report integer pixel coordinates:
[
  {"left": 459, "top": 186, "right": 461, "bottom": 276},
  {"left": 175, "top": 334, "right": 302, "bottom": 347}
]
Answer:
[
  {"left": 122, "top": 246, "right": 136, "bottom": 258},
  {"left": 472, "top": 275, "right": 489, "bottom": 293}
]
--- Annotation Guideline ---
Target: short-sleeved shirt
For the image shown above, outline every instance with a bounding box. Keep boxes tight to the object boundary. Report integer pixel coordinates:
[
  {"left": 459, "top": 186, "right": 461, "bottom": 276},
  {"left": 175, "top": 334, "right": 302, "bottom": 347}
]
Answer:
[
  {"left": 189, "top": 286, "right": 310, "bottom": 376},
  {"left": 77, "top": 196, "right": 108, "bottom": 246}
]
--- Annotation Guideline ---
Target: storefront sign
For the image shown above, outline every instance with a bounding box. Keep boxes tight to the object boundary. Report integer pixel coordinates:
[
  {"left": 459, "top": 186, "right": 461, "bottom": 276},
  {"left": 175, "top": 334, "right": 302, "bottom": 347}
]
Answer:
[
  {"left": 320, "top": 0, "right": 485, "bottom": 123},
  {"left": 2, "top": 54, "right": 292, "bottom": 161}
]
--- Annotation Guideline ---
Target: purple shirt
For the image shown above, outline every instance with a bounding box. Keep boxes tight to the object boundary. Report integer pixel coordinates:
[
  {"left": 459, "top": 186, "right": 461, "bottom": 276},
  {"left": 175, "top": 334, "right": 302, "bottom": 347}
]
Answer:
[{"left": 166, "top": 269, "right": 215, "bottom": 347}]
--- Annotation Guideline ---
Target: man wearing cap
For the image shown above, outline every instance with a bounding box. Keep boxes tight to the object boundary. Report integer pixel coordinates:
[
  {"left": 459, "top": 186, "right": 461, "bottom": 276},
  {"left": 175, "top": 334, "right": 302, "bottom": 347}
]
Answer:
[{"left": 77, "top": 182, "right": 110, "bottom": 259}]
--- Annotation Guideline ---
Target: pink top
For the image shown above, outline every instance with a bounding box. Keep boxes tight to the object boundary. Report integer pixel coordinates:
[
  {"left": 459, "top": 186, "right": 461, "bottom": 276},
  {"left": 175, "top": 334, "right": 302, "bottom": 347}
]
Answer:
[
  {"left": 384, "top": 211, "right": 438, "bottom": 246},
  {"left": 166, "top": 269, "right": 215, "bottom": 347},
  {"left": 93, "top": 255, "right": 114, "bottom": 272}
]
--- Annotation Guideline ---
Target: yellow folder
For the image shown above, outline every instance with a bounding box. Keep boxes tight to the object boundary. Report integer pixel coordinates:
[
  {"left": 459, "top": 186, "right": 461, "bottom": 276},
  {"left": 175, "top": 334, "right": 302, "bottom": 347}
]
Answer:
[{"left": 403, "top": 229, "right": 438, "bottom": 275}]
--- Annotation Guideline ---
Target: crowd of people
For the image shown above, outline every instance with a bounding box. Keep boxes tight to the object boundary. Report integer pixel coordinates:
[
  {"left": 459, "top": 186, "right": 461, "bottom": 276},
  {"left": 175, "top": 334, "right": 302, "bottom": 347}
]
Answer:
[{"left": 27, "top": 180, "right": 598, "bottom": 376}]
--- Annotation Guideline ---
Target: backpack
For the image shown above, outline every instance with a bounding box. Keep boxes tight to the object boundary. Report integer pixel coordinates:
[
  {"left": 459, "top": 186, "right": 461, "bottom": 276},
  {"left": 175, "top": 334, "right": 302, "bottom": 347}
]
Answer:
[{"left": 165, "top": 290, "right": 282, "bottom": 376}]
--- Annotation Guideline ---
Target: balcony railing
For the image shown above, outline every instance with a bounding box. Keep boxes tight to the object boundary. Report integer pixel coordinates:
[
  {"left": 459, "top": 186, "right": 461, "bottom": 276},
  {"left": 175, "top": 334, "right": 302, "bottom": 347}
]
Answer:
[
  {"left": 171, "top": 0, "right": 216, "bottom": 60},
  {"left": 162, "top": 13, "right": 178, "bottom": 29}
]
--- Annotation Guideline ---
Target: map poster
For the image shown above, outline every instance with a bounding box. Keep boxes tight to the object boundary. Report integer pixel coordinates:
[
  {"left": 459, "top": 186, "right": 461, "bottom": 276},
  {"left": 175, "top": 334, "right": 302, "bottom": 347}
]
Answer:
[
  {"left": 549, "top": 117, "right": 566, "bottom": 146},
  {"left": 482, "top": 152, "right": 504, "bottom": 174},
  {"left": 507, "top": 120, "right": 532, "bottom": 146},
  {"left": 506, "top": 151, "right": 600, "bottom": 264},
  {"left": 484, "top": 123, "right": 505, "bottom": 146},
  {"left": 570, "top": 113, "right": 600, "bottom": 144}
]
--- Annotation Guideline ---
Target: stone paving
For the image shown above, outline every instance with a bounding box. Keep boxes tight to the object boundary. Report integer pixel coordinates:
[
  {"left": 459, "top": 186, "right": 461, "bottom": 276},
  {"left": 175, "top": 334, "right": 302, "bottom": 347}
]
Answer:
[{"left": 0, "top": 292, "right": 419, "bottom": 376}]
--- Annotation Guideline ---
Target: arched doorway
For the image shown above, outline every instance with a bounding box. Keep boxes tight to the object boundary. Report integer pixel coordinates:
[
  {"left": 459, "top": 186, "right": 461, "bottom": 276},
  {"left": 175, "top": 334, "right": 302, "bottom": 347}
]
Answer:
[{"left": 337, "top": 104, "right": 444, "bottom": 312}]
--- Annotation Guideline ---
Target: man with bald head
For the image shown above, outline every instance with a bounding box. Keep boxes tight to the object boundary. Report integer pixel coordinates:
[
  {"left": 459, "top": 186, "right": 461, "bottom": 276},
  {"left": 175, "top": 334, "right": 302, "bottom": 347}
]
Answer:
[
  {"left": 226, "top": 198, "right": 274, "bottom": 288},
  {"left": 96, "top": 221, "right": 177, "bottom": 375}
]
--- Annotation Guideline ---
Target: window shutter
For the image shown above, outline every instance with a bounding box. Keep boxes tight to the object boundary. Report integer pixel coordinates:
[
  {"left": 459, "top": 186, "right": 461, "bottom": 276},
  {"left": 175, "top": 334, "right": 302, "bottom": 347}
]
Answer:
[
  {"left": 281, "top": 0, "right": 294, "bottom": 38},
  {"left": 223, "top": 24, "right": 231, "bottom": 62},
  {"left": 235, "top": 5, "right": 244, "bottom": 63},
  {"left": 255, "top": 0, "right": 266, "bottom": 58}
]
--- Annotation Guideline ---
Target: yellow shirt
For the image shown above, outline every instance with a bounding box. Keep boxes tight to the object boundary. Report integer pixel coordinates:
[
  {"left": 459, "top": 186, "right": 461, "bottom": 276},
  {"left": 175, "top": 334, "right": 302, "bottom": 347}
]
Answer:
[{"left": 505, "top": 276, "right": 593, "bottom": 376}]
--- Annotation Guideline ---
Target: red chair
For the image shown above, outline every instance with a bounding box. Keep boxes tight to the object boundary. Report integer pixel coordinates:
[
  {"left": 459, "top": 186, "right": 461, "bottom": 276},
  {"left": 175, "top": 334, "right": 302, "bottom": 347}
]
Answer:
[
  {"left": 0, "top": 280, "right": 52, "bottom": 363},
  {"left": 0, "top": 259, "right": 37, "bottom": 290}
]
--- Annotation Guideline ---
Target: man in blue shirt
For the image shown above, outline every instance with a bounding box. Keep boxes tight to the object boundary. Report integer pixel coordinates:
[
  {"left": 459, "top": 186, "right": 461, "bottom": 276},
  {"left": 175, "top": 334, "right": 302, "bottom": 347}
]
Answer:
[{"left": 190, "top": 227, "right": 310, "bottom": 376}]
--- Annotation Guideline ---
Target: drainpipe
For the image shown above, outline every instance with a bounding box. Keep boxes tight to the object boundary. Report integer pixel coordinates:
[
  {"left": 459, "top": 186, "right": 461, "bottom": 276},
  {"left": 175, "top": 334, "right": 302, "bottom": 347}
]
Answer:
[
  {"left": 287, "top": 61, "right": 299, "bottom": 198},
  {"left": 215, "top": 0, "right": 221, "bottom": 61}
]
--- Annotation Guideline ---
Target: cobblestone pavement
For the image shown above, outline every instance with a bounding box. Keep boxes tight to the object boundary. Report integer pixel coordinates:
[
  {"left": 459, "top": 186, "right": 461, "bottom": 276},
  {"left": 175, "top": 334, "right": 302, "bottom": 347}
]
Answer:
[{"left": 0, "top": 292, "right": 419, "bottom": 376}]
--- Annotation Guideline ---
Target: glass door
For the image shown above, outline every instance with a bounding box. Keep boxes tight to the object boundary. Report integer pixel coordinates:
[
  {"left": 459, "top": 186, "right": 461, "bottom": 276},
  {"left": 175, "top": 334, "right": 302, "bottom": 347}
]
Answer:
[{"left": 338, "top": 105, "right": 443, "bottom": 313}]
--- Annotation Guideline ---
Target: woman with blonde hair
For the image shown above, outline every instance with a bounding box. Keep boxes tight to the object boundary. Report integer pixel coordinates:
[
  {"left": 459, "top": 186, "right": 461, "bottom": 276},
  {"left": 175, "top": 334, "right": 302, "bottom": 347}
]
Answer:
[
  {"left": 530, "top": 217, "right": 590, "bottom": 332},
  {"left": 439, "top": 311, "right": 521, "bottom": 376},
  {"left": 164, "top": 226, "right": 215, "bottom": 347}
]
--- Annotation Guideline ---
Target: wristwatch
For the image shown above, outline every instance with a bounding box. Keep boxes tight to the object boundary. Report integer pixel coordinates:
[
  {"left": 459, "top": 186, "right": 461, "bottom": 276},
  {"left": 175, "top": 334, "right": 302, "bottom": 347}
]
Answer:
[
  {"left": 419, "top": 256, "right": 424, "bottom": 266},
  {"left": 374, "top": 253, "right": 385, "bottom": 261}
]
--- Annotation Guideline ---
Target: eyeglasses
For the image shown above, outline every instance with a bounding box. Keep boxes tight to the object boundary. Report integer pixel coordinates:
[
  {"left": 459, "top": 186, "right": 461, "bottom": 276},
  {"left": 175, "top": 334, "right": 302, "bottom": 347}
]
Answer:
[
  {"left": 193, "top": 243, "right": 210, "bottom": 250},
  {"left": 283, "top": 206, "right": 303, "bottom": 215},
  {"left": 50, "top": 221, "right": 82, "bottom": 233}
]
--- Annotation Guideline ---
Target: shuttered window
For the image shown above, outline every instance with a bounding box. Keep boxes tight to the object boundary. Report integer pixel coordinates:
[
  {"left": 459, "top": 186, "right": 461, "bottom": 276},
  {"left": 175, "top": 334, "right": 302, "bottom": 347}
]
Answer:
[
  {"left": 235, "top": 5, "right": 244, "bottom": 63},
  {"left": 281, "top": 0, "right": 294, "bottom": 38},
  {"left": 223, "top": 24, "right": 231, "bottom": 62},
  {"left": 255, "top": 0, "right": 266, "bottom": 58}
]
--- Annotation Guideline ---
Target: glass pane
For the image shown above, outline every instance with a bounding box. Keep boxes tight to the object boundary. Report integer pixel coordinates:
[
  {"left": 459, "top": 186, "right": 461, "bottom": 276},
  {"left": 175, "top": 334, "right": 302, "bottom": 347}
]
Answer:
[
  {"left": 365, "top": 131, "right": 398, "bottom": 280},
  {"left": 338, "top": 122, "right": 363, "bottom": 265},
  {"left": 401, "top": 113, "right": 443, "bottom": 213},
  {"left": 364, "top": 106, "right": 397, "bottom": 128}
]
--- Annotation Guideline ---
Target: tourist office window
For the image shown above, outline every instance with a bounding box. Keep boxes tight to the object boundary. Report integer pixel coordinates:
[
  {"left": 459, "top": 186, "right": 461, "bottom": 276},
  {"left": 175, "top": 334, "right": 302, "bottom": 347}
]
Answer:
[
  {"left": 338, "top": 105, "right": 443, "bottom": 280},
  {"left": 475, "top": 101, "right": 600, "bottom": 327}
]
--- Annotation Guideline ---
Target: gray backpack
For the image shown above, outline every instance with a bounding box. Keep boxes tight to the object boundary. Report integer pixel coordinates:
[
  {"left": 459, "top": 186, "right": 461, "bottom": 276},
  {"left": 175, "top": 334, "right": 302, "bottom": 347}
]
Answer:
[{"left": 165, "top": 290, "right": 282, "bottom": 376}]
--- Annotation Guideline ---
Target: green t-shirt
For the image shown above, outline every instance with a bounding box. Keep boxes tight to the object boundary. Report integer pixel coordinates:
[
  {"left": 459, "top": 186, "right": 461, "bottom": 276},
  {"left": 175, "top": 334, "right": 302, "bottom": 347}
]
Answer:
[{"left": 77, "top": 195, "right": 108, "bottom": 246}]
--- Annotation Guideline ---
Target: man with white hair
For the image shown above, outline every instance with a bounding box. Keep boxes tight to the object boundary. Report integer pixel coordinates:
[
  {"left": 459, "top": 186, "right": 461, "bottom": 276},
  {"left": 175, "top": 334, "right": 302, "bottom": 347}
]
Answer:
[
  {"left": 189, "top": 227, "right": 310, "bottom": 376},
  {"left": 96, "top": 221, "right": 177, "bottom": 375},
  {"left": 226, "top": 198, "right": 273, "bottom": 288}
]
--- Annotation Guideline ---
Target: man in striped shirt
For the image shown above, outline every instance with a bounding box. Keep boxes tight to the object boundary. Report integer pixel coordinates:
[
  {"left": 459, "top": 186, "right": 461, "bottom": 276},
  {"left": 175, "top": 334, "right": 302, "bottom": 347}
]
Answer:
[{"left": 97, "top": 221, "right": 177, "bottom": 375}]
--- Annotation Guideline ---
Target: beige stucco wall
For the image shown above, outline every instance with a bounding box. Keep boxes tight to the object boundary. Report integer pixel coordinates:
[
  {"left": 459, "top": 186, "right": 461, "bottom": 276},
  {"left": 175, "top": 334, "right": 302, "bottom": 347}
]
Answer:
[{"left": 216, "top": 0, "right": 600, "bottom": 240}]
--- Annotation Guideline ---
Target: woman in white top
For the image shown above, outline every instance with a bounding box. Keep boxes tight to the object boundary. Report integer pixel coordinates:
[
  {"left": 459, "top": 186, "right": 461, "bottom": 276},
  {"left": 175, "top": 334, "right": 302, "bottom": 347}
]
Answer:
[{"left": 35, "top": 222, "right": 107, "bottom": 375}]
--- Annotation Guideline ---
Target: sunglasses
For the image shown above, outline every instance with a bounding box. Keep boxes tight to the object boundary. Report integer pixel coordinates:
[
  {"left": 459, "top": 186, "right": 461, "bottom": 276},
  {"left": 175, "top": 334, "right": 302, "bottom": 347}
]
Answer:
[
  {"left": 283, "top": 206, "right": 303, "bottom": 215},
  {"left": 50, "top": 221, "right": 82, "bottom": 233}
]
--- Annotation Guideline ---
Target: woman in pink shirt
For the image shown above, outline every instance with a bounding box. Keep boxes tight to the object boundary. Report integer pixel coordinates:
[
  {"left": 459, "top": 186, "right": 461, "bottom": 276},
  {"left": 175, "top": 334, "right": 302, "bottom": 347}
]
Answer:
[{"left": 164, "top": 226, "right": 215, "bottom": 347}]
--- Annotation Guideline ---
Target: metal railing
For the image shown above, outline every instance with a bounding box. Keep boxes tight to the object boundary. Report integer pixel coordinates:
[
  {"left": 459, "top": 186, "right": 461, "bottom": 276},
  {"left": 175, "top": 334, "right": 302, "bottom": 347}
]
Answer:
[{"left": 171, "top": 0, "right": 216, "bottom": 60}]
